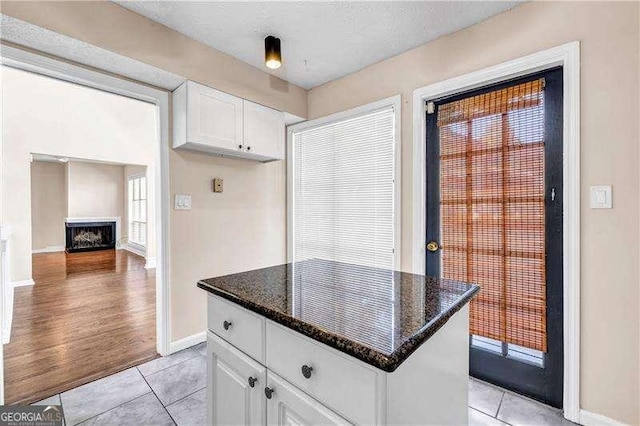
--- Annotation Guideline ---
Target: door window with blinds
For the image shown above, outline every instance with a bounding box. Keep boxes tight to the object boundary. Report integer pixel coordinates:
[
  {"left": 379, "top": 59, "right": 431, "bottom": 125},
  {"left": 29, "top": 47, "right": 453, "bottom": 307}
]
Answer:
[
  {"left": 128, "top": 174, "right": 147, "bottom": 247},
  {"left": 289, "top": 99, "right": 399, "bottom": 270},
  {"left": 438, "top": 79, "right": 547, "bottom": 362},
  {"left": 426, "top": 68, "right": 563, "bottom": 406}
]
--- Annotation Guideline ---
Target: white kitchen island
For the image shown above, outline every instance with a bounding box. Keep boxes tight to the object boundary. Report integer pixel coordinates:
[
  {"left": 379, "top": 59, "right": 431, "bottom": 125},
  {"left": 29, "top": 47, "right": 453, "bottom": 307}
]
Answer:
[{"left": 198, "top": 259, "right": 478, "bottom": 425}]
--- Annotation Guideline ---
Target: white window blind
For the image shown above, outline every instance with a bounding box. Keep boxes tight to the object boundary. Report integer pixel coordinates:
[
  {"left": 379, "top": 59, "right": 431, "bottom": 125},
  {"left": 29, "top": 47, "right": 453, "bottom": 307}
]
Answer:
[
  {"left": 128, "top": 174, "right": 147, "bottom": 247},
  {"left": 291, "top": 105, "right": 397, "bottom": 270}
]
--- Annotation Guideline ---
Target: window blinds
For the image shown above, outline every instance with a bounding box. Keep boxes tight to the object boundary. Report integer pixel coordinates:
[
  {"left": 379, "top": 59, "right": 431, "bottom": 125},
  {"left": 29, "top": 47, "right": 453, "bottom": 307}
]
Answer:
[
  {"left": 436, "top": 79, "right": 547, "bottom": 352},
  {"left": 292, "top": 107, "right": 397, "bottom": 270},
  {"left": 128, "top": 175, "right": 147, "bottom": 247}
]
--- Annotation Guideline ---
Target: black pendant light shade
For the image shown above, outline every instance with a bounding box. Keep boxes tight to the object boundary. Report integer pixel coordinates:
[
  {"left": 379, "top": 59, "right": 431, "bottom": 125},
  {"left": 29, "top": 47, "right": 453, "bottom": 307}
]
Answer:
[{"left": 265, "top": 36, "right": 282, "bottom": 69}]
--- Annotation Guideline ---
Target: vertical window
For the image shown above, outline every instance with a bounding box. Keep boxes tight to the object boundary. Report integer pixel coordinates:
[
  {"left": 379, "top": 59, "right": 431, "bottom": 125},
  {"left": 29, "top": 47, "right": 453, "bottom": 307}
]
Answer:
[
  {"left": 289, "top": 99, "right": 400, "bottom": 270},
  {"left": 128, "top": 174, "right": 147, "bottom": 248}
]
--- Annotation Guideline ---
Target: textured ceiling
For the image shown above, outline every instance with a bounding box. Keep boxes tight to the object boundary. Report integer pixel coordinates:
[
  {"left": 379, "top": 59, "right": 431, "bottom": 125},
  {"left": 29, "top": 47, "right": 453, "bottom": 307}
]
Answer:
[
  {"left": 0, "top": 14, "right": 185, "bottom": 90},
  {"left": 115, "top": 1, "right": 520, "bottom": 89}
]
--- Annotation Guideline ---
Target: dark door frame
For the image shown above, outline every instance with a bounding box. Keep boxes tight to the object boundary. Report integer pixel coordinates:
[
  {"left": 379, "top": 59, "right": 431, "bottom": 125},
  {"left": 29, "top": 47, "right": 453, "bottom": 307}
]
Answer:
[{"left": 425, "top": 68, "right": 564, "bottom": 408}]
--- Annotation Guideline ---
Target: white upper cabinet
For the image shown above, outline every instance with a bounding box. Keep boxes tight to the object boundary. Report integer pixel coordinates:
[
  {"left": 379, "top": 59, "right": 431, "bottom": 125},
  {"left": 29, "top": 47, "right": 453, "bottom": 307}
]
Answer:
[
  {"left": 243, "top": 100, "right": 285, "bottom": 161},
  {"left": 173, "top": 80, "right": 285, "bottom": 162}
]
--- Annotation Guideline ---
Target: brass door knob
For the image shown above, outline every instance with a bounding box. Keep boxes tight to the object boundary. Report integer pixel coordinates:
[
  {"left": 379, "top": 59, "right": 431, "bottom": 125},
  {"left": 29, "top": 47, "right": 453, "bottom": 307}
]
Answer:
[{"left": 426, "top": 241, "right": 440, "bottom": 252}]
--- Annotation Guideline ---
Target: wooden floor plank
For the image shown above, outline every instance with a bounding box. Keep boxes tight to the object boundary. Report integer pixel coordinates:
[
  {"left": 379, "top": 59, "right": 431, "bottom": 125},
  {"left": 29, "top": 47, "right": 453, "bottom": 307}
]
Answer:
[{"left": 4, "top": 250, "right": 158, "bottom": 405}]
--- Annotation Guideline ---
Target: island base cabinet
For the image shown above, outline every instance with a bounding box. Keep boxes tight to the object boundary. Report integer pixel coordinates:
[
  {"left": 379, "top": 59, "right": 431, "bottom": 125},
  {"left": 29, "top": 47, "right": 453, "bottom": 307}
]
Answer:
[
  {"left": 265, "top": 372, "right": 352, "bottom": 426},
  {"left": 207, "top": 332, "right": 266, "bottom": 426}
]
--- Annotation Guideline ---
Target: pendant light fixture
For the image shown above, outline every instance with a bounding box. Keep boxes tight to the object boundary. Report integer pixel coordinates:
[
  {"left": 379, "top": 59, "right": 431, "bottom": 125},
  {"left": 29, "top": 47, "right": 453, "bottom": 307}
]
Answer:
[{"left": 264, "top": 36, "right": 282, "bottom": 70}]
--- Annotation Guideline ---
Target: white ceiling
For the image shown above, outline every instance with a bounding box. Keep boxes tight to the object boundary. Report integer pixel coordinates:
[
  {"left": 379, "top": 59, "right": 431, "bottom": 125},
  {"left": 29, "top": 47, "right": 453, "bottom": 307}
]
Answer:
[{"left": 115, "top": 1, "right": 520, "bottom": 89}]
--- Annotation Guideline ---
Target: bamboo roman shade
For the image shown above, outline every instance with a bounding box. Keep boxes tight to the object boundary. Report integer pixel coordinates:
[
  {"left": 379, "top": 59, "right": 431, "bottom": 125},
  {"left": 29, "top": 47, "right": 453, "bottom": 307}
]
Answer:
[
  {"left": 291, "top": 107, "right": 397, "bottom": 270},
  {"left": 436, "top": 79, "right": 547, "bottom": 352}
]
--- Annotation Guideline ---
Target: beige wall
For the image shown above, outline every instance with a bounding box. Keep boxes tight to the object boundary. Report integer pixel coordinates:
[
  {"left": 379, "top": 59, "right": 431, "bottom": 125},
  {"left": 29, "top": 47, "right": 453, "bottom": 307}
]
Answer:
[
  {"left": 2, "top": 66, "right": 156, "bottom": 281},
  {"left": 307, "top": 2, "right": 640, "bottom": 423},
  {"left": 30, "top": 161, "right": 66, "bottom": 250},
  {"left": 169, "top": 151, "right": 287, "bottom": 338},
  {"left": 67, "top": 161, "right": 124, "bottom": 219}
]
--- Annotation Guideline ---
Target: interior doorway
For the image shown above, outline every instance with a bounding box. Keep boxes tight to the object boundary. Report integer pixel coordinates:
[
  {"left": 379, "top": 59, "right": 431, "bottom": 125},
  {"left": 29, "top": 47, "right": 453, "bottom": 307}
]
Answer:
[{"left": 1, "top": 61, "right": 166, "bottom": 404}]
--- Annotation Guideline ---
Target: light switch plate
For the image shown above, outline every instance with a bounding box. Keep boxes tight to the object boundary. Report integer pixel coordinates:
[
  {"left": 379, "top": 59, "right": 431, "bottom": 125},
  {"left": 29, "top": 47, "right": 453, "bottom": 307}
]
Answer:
[
  {"left": 590, "top": 185, "right": 612, "bottom": 209},
  {"left": 174, "top": 194, "right": 192, "bottom": 210}
]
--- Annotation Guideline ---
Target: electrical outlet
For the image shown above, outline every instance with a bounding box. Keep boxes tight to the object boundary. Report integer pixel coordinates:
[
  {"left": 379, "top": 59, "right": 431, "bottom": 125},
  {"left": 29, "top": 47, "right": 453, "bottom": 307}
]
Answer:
[
  {"left": 213, "top": 178, "right": 223, "bottom": 193},
  {"left": 174, "top": 194, "right": 192, "bottom": 210}
]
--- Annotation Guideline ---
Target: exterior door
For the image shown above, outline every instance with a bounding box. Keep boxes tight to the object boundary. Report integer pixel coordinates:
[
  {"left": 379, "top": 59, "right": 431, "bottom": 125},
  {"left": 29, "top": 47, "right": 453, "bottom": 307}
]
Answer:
[
  {"left": 265, "top": 372, "right": 351, "bottom": 426},
  {"left": 425, "top": 68, "right": 563, "bottom": 407},
  {"left": 207, "top": 332, "right": 266, "bottom": 425}
]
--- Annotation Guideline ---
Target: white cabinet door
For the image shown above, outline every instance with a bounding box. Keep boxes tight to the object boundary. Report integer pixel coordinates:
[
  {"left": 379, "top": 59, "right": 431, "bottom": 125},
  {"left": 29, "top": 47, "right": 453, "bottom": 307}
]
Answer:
[
  {"left": 243, "top": 100, "right": 285, "bottom": 160},
  {"left": 265, "top": 372, "right": 351, "bottom": 426},
  {"left": 207, "top": 332, "right": 266, "bottom": 426},
  {"left": 187, "top": 81, "right": 244, "bottom": 152}
]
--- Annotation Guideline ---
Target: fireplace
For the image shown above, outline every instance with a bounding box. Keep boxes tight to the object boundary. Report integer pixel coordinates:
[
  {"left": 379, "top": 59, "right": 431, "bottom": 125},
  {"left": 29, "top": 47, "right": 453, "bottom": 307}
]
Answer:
[{"left": 65, "top": 221, "right": 116, "bottom": 253}]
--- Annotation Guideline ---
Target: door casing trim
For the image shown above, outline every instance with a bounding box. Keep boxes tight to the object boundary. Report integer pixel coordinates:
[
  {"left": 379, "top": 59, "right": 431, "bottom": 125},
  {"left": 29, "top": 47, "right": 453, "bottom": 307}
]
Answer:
[
  {"left": 411, "top": 41, "right": 580, "bottom": 422},
  {"left": 0, "top": 43, "right": 173, "bottom": 404}
]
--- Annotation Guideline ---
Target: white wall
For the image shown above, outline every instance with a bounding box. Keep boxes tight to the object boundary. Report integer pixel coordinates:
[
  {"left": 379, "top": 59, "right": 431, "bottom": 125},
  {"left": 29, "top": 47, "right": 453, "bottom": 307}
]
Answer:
[
  {"left": 66, "top": 161, "right": 124, "bottom": 220},
  {"left": 1, "top": 66, "right": 157, "bottom": 281},
  {"left": 30, "top": 161, "right": 66, "bottom": 250}
]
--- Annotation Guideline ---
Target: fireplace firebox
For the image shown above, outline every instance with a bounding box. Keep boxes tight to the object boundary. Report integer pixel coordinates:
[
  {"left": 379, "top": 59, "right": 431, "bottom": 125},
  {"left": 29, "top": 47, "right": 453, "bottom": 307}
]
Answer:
[{"left": 65, "top": 221, "right": 116, "bottom": 253}]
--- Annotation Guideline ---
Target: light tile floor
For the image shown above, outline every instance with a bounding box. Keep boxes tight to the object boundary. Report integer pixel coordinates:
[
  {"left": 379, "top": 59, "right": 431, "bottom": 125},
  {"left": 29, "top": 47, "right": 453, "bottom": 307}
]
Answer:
[{"left": 32, "top": 342, "right": 575, "bottom": 425}]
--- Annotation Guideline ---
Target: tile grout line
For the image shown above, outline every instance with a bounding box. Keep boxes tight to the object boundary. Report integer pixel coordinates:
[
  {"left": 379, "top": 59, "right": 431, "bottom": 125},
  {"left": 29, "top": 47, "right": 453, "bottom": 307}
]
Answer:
[
  {"left": 70, "top": 391, "right": 154, "bottom": 426},
  {"left": 495, "top": 391, "right": 506, "bottom": 419},
  {"left": 469, "top": 406, "right": 513, "bottom": 426},
  {"left": 61, "top": 345, "right": 203, "bottom": 426},
  {"left": 164, "top": 385, "right": 207, "bottom": 409},
  {"left": 137, "top": 366, "right": 178, "bottom": 425},
  {"left": 142, "top": 349, "right": 202, "bottom": 378}
]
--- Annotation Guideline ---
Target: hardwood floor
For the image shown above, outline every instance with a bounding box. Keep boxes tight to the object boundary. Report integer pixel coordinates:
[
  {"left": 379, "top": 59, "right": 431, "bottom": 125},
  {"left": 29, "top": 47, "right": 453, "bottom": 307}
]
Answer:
[{"left": 4, "top": 249, "right": 158, "bottom": 405}]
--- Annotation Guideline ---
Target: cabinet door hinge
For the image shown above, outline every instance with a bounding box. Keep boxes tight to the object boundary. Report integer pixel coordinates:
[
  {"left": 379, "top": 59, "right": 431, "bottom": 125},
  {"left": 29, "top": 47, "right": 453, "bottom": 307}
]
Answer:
[{"left": 426, "top": 101, "right": 435, "bottom": 114}]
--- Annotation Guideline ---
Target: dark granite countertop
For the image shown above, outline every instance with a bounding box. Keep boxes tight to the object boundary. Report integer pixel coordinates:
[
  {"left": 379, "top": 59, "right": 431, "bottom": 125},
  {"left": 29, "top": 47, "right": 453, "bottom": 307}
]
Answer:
[{"left": 198, "top": 259, "right": 479, "bottom": 372}]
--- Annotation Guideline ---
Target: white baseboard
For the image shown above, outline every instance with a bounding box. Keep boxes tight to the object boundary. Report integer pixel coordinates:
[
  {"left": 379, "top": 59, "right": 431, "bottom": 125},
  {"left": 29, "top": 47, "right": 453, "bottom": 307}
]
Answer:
[
  {"left": 170, "top": 331, "right": 206, "bottom": 354},
  {"left": 2, "top": 286, "right": 14, "bottom": 344},
  {"left": 32, "top": 246, "right": 65, "bottom": 254},
  {"left": 580, "top": 409, "right": 626, "bottom": 426},
  {"left": 11, "top": 279, "right": 35, "bottom": 287},
  {"left": 122, "top": 243, "right": 146, "bottom": 258},
  {"left": 145, "top": 257, "right": 156, "bottom": 270}
]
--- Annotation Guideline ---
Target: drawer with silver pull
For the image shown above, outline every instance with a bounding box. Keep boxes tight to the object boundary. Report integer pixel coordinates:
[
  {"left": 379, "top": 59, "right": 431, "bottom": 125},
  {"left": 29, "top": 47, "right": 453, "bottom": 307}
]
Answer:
[
  {"left": 265, "top": 320, "right": 381, "bottom": 425},
  {"left": 207, "top": 295, "right": 265, "bottom": 363}
]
